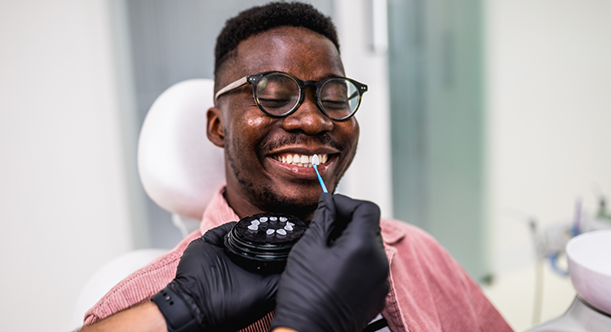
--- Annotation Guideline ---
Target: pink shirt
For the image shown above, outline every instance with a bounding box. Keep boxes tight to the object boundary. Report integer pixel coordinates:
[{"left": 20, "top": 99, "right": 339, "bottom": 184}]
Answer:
[{"left": 84, "top": 187, "right": 513, "bottom": 332}]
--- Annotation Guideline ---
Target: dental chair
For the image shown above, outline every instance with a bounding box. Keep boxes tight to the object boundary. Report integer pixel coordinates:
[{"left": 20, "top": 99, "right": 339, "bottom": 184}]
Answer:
[{"left": 68, "top": 78, "right": 224, "bottom": 331}]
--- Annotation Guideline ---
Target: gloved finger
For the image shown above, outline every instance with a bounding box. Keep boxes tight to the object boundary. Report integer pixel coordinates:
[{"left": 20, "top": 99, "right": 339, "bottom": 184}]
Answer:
[
  {"left": 299, "top": 193, "right": 336, "bottom": 245},
  {"left": 261, "top": 272, "right": 281, "bottom": 300},
  {"left": 203, "top": 221, "right": 237, "bottom": 247},
  {"left": 334, "top": 194, "right": 381, "bottom": 232},
  {"left": 332, "top": 194, "right": 367, "bottom": 221},
  {"left": 325, "top": 194, "right": 360, "bottom": 243},
  {"left": 333, "top": 196, "right": 381, "bottom": 247}
]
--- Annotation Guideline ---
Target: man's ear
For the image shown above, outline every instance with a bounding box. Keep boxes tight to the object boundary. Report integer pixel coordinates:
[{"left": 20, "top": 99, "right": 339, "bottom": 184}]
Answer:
[{"left": 206, "top": 106, "right": 225, "bottom": 148}]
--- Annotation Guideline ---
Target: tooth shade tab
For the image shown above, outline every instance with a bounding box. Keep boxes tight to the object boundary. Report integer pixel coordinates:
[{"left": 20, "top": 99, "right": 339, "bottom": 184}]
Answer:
[{"left": 272, "top": 153, "right": 329, "bottom": 167}]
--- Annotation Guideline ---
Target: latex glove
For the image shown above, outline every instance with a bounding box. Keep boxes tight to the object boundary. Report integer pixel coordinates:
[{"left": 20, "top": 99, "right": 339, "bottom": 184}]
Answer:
[
  {"left": 271, "top": 193, "right": 390, "bottom": 332},
  {"left": 153, "top": 222, "right": 279, "bottom": 332}
]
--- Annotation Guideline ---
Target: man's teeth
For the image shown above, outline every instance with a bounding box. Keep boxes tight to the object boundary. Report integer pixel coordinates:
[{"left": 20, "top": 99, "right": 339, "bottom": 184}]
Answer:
[{"left": 272, "top": 154, "right": 328, "bottom": 167}]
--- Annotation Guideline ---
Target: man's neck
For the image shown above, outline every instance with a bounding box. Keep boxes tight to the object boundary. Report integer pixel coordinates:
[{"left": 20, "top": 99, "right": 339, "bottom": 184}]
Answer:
[
  {"left": 223, "top": 188, "right": 265, "bottom": 219},
  {"left": 222, "top": 188, "right": 317, "bottom": 222}
]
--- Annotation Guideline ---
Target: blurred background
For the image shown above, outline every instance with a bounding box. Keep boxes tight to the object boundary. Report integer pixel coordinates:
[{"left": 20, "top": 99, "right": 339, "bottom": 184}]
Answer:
[{"left": 1, "top": 0, "right": 610, "bottom": 331}]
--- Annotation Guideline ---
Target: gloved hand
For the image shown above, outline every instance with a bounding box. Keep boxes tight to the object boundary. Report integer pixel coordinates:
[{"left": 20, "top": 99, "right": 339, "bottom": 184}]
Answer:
[
  {"left": 271, "top": 193, "right": 390, "bottom": 332},
  {"left": 152, "top": 222, "right": 279, "bottom": 332}
]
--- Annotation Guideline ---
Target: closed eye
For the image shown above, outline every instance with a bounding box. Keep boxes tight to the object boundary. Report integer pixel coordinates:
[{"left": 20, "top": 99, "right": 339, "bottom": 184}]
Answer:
[{"left": 258, "top": 98, "right": 293, "bottom": 108}]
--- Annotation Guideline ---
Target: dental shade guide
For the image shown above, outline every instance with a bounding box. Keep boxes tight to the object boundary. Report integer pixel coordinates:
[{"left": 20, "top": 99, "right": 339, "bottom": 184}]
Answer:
[
  {"left": 311, "top": 154, "right": 328, "bottom": 193},
  {"left": 224, "top": 213, "right": 307, "bottom": 274}
]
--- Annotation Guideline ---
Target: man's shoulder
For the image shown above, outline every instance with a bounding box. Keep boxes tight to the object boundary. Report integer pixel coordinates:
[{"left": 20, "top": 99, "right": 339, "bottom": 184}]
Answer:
[
  {"left": 379, "top": 217, "right": 457, "bottom": 268},
  {"left": 380, "top": 218, "right": 440, "bottom": 247}
]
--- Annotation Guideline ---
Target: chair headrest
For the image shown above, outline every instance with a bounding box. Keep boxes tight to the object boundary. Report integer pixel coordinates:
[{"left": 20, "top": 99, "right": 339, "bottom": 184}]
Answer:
[{"left": 138, "top": 79, "right": 225, "bottom": 220}]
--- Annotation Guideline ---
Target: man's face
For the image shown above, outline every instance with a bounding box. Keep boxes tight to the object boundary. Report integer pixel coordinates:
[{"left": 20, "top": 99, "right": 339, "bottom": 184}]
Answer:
[{"left": 208, "top": 26, "right": 359, "bottom": 220}]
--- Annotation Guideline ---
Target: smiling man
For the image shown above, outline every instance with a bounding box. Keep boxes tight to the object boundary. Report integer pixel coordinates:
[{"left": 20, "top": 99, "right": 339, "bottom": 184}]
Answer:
[
  {"left": 209, "top": 23, "right": 359, "bottom": 222},
  {"left": 80, "top": 3, "right": 513, "bottom": 332}
]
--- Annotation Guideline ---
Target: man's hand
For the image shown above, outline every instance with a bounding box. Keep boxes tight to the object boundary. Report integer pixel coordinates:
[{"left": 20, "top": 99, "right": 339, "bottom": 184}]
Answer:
[
  {"left": 154, "top": 222, "right": 280, "bottom": 332},
  {"left": 271, "top": 193, "right": 390, "bottom": 332}
]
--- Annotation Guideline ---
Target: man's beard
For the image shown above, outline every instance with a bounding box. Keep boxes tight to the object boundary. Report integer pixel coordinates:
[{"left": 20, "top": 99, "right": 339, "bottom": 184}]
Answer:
[
  {"left": 225, "top": 133, "right": 345, "bottom": 221},
  {"left": 227, "top": 152, "right": 319, "bottom": 220}
]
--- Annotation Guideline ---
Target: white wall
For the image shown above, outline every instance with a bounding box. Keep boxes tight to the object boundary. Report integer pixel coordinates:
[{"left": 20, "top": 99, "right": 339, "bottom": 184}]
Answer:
[
  {"left": 0, "top": 1, "right": 134, "bottom": 331},
  {"left": 484, "top": 0, "right": 611, "bottom": 330},
  {"left": 334, "top": 0, "right": 394, "bottom": 218}
]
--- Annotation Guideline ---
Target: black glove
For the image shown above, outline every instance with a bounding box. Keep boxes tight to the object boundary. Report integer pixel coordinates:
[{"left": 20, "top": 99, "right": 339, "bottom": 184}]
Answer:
[
  {"left": 152, "top": 222, "right": 279, "bottom": 332},
  {"left": 271, "top": 193, "right": 390, "bottom": 332}
]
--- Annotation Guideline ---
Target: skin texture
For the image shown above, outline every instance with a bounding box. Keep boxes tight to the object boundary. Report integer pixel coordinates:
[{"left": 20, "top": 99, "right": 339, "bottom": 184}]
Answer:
[
  {"left": 80, "top": 302, "right": 167, "bottom": 332},
  {"left": 207, "top": 26, "right": 360, "bottom": 222}
]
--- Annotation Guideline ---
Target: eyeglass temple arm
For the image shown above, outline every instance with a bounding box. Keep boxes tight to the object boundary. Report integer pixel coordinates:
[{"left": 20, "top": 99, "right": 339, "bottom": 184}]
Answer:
[
  {"left": 348, "top": 91, "right": 360, "bottom": 100},
  {"left": 214, "top": 76, "right": 249, "bottom": 103}
]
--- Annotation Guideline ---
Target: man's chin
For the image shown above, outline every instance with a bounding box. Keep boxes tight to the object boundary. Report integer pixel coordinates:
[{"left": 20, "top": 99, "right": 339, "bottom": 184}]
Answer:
[{"left": 248, "top": 188, "right": 320, "bottom": 222}]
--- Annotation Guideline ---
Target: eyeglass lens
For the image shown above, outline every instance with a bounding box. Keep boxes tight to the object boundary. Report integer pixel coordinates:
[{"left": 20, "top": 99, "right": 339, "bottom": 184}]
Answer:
[{"left": 254, "top": 72, "right": 360, "bottom": 119}]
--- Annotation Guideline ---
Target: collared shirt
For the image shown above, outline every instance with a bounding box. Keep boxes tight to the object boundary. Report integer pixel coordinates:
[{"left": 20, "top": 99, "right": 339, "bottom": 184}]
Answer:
[{"left": 84, "top": 187, "right": 513, "bottom": 332}]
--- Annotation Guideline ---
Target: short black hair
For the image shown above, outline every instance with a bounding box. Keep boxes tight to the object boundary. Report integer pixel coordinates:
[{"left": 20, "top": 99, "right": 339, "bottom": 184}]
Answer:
[{"left": 214, "top": 2, "right": 340, "bottom": 78}]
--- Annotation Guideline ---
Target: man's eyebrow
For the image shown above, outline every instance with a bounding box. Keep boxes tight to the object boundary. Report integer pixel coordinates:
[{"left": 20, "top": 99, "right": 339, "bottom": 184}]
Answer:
[{"left": 308, "top": 73, "right": 347, "bottom": 81}]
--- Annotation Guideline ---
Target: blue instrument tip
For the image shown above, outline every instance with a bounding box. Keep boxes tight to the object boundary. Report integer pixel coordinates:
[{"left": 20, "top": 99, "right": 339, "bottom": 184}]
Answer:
[{"left": 313, "top": 164, "right": 328, "bottom": 193}]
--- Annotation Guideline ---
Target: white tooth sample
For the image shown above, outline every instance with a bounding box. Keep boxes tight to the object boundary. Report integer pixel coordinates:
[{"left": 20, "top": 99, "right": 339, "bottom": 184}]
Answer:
[
  {"left": 279, "top": 217, "right": 287, "bottom": 222},
  {"left": 322, "top": 154, "right": 328, "bottom": 163},
  {"left": 287, "top": 222, "right": 295, "bottom": 227},
  {"left": 276, "top": 229, "right": 287, "bottom": 235},
  {"left": 270, "top": 216, "right": 278, "bottom": 221},
  {"left": 284, "top": 224, "right": 293, "bottom": 231},
  {"left": 259, "top": 217, "right": 268, "bottom": 222},
  {"left": 293, "top": 154, "right": 299, "bottom": 164},
  {"left": 312, "top": 154, "right": 320, "bottom": 165},
  {"left": 300, "top": 155, "right": 308, "bottom": 163},
  {"left": 251, "top": 220, "right": 260, "bottom": 226},
  {"left": 286, "top": 154, "right": 293, "bottom": 163},
  {"left": 266, "top": 229, "right": 275, "bottom": 235},
  {"left": 248, "top": 224, "right": 258, "bottom": 231}
]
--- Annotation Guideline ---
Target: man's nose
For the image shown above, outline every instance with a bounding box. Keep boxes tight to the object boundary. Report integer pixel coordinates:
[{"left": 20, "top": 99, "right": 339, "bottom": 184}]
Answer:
[{"left": 281, "top": 92, "right": 333, "bottom": 134}]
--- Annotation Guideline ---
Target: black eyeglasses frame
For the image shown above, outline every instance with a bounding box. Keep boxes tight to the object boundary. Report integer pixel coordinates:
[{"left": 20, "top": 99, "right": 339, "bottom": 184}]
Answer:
[{"left": 214, "top": 71, "right": 368, "bottom": 121}]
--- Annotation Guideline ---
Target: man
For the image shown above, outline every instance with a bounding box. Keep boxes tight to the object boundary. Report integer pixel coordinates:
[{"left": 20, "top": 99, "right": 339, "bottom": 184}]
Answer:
[{"left": 80, "top": 3, "right": 513, "bottom": 332}]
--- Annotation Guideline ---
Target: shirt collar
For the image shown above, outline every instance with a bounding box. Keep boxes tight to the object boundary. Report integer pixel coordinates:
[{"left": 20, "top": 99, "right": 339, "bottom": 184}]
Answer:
[
  {"left": 199, "top": 185, "right": 406, "bottom": 246},
  {"left": 199, "top": 185, "right": 239, "bottom": 233}
]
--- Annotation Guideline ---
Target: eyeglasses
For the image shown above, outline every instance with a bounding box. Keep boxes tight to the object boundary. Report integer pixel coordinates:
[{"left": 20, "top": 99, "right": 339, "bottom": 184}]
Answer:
[{"left": 214, "top": 71, "right": 368, "bottom": 121}]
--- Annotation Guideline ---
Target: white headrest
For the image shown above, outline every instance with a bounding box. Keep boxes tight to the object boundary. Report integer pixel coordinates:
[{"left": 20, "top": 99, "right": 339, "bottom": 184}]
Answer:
[{"left": 138, "top": 79, "right": 225, "bottom": 220}]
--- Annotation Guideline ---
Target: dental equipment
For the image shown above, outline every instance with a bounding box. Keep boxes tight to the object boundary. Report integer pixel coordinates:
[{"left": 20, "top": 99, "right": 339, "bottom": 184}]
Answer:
[
  {"left": 312, "top": 155, "right": 328, "bottom": 193},
  {"left": 527, "top": 229, "right": 611, "bottom": 331},
  {"left": 225, "top": 213, "right": 307, "bottom": 273}
]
